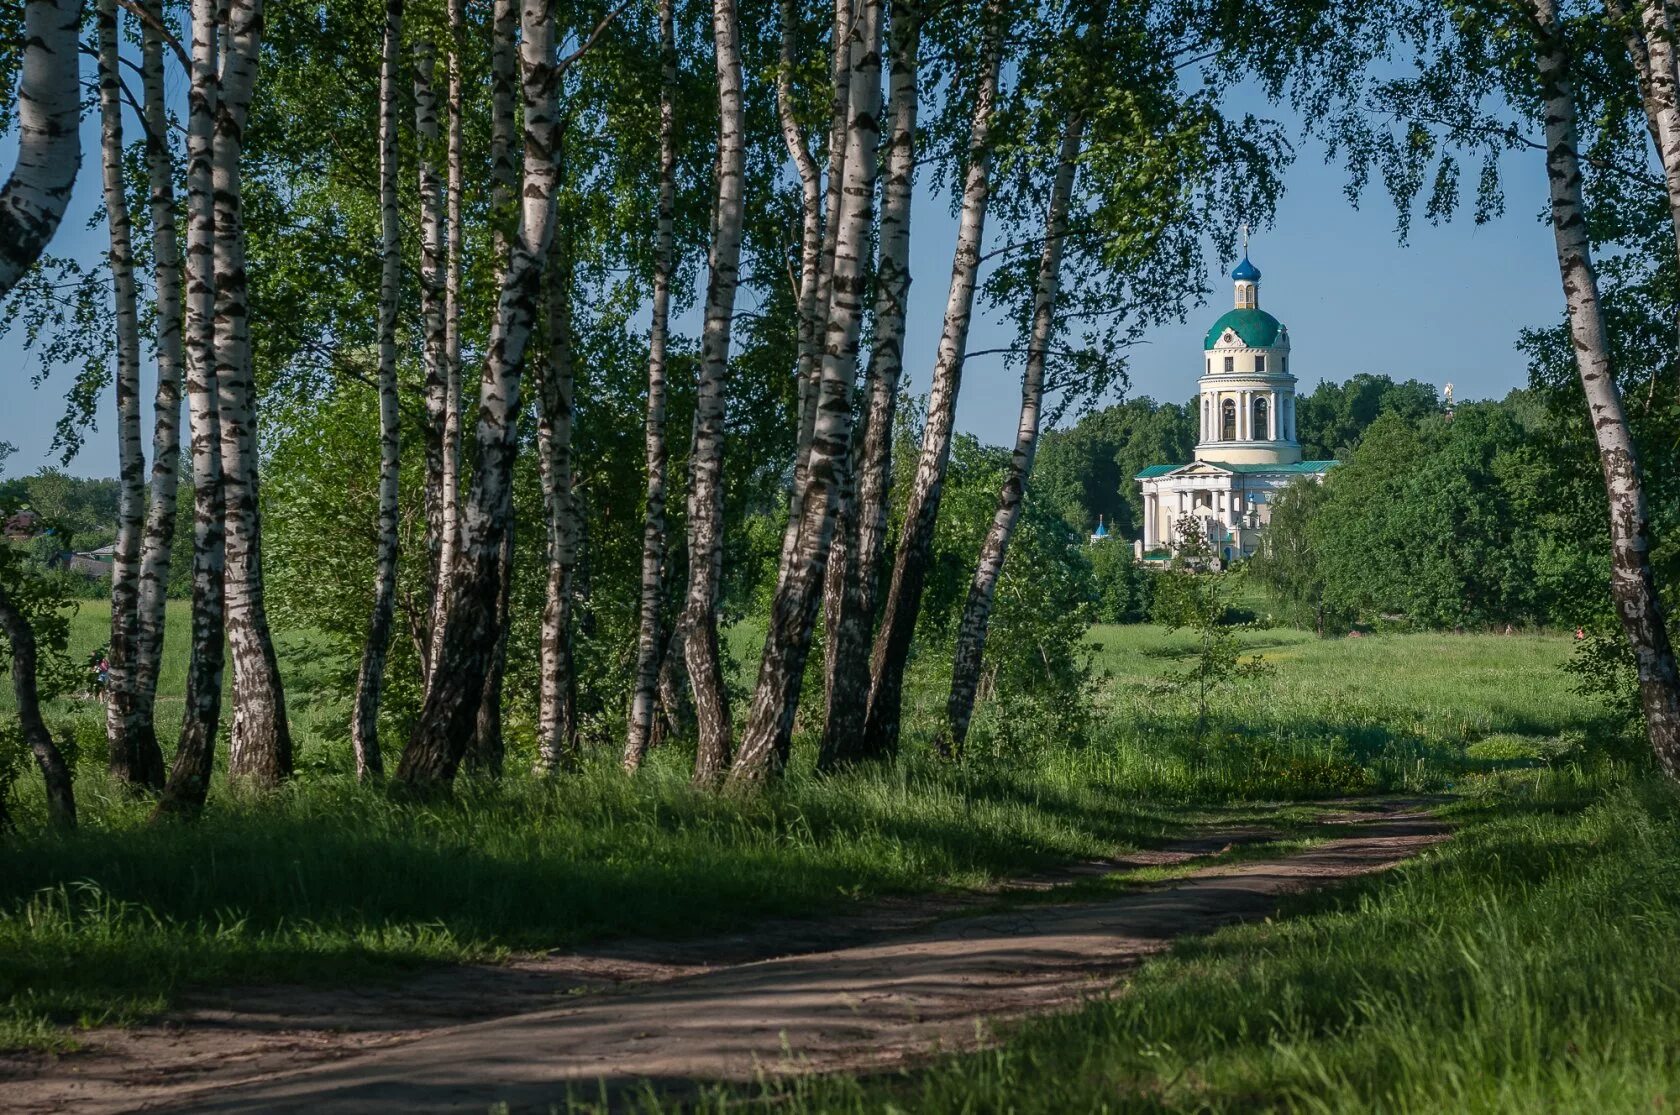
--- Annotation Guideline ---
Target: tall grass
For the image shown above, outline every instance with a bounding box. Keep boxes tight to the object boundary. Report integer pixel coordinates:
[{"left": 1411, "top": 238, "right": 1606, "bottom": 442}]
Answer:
[
  {"left": 1, "top": 615, "right": 1625, "bottom": 1056},
  {"left": 661, "top": 767, "right": 1680, "bottom": 1113}
]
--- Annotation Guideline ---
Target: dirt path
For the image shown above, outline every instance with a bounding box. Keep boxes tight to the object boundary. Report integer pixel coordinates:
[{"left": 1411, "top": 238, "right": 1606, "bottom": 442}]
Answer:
[{"left": 7, "top": 798, "right": 1447, "bottom": 1114}]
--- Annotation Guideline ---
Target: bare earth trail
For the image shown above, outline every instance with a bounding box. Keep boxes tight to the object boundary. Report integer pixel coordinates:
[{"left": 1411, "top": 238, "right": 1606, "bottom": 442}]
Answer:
[{"left": 8, "top": 798, "right": 1448, "bottom": 1114}]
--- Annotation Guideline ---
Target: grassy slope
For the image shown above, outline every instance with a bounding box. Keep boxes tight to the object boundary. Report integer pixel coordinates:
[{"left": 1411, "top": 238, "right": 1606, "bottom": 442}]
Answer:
[{"left": 0, "top": 614, "right": 1634, "bottom": 1070}]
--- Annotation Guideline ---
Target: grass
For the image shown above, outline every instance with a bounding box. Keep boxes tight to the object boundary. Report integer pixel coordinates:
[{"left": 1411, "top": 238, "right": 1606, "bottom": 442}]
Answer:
[
  {"left": 0, "top": 609, "right": 1641, "bottom": 1076},
  {"left": 658, "top": 766, "right": 1680, "bottom": 1114}
]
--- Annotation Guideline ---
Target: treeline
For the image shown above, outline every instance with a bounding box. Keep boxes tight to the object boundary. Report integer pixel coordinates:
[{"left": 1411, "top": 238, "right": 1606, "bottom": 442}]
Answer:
[{"left": 1033, "top": 373, "right": 1441, "bottom": 541}]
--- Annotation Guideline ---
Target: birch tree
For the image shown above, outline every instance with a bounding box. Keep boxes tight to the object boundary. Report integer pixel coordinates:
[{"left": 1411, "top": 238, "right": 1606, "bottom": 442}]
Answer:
[
  {"left": 817, "top": 0, "right": 919, "bottom": 769},
  {"left": 944, "top": 114, "right": 1082, "bottom": 755},
  {"left": 684, "top": 0, "right": 748, "bottom": 785},
  {"left": 399, "top": 0, "right": 563, "bottom": 791},
  {"left": 159, "top": 0, "right": 228, "bottom": 815},
  {"left": 415, "top": 35, "right": 449, "bottom": 681},
  {"left": 433, "top": 0, "right": 466, "bottom": 687},
  {"left": 133, "top": 0, "right": 186, "bottom": 773},
  {"left": 536, "top": 230, "right": 580, "bottom": 773},
  {"left": 859, "top": 0, "right": 1006, "bottom": 759},
  {"left": 623, "top": 0, "right": 679, "bottom": 770},
  {"left": 350, "top": 0, "right": 404, "bottom": 780},
  {"left": 0, "top": 0, "right": 81, "bottom": 299},
  {"left": 214, "top": 0, "right": 293, "bottom": 787},
  {"left": 0, "top": 577, "right": 76, "bottom": 828},
  {"left": 96, "top": 0, "right": 164, "bottom": 789},
  {"left": 728, "top": 0, "right": 884, "bottom": 784},
  {"left": 1527, "top": 0, "right": 1680, "bottom": 774}
]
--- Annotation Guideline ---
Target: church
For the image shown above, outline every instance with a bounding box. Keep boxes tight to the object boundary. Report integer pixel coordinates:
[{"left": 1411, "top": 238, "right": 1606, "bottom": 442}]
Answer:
[{"left": 1132, "top": 254, "right": 1335, "bottom": 565}]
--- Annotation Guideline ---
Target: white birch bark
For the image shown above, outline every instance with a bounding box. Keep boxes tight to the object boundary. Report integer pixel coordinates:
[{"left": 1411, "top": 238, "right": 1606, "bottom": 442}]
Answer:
[
  {"left": 399, "top": 0, "right": 561, "bottom": 791},
  {"left": 430, "top": 0, "right": 466, "bottom": 688},
  {"left": 945, "top": 114, "right": 1082, "bottom": 755},
  {"left": 134, "top": 0, "right": 186, "bottom": 768},
  {"left": 96, "top": 0, "right": 163, "bottom": 789},
  {"left": 414, "top": 37, "right": 448, "bottom": 679},
  {"left": 1532, "top": 0, "right": 1680, "bottom": 776},
  {"left": 862, "top": 1, "right": 1004, "bottom": 757},
  {"left": 0, "top": 0, "right": 81, "bottom": 299},
  {"left": 624, "top": 0, "right": 679, "bottom": 770},
  {"left": 536, "top": 232, "right": 579, "bottom": 773},
  {"left": 212, "top": 0, "right": 292, "bottom": 787},
  {"left": 774, "top": 0, "right": 854, "bottom": 586},
  {"left": 685, "top": 0, "right": 748, "bottom": 785},
  {"left": 818, "top": 0, "right": 919, "bottom": 768},
  {"left": 729, "top": 0, "right": 883, "bottom": 785},
  {"left": 160, "top": 0, "right": 227, "bottom": 815},
  {"left": 350, "top": 0, "right": 403, "bottom": 780}
]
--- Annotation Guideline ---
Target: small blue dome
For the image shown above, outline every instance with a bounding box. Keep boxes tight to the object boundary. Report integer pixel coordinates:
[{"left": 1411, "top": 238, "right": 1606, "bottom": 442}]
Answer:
[{"left": 1232, "top": 256, "right": 1261, "bottom": 282}]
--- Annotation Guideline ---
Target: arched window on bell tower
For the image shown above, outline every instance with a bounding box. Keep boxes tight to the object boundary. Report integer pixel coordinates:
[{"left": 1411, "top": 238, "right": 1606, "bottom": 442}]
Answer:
[
  {"left": 1253, "top": 396, "right": 1270, "bottom": 441},
  {"left": 1221, "top": 399, "right": 1237, "bottom": 441}
]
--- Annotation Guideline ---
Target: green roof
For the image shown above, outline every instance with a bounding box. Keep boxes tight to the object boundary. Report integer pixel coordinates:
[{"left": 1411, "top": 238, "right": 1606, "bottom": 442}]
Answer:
[
  {"left": 1204, "top": 308, "right": 1283, "bottom": 349},
  {"left": 1134, "top": 460, "right": 1337, "bottom": 480}
]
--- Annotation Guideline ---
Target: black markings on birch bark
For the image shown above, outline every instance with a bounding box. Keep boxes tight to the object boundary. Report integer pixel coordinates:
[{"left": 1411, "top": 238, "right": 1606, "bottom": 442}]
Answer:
[
  {"left": 537, "top": 230, "right": 580, "bottom": 774},
  {"left": 861, "top": 0, "right": 1004, "bottom": 759},
  {"left": 685, "top": 0, "right": 748, "bottom": 785},
  {"left": 134, "top": 0, "right": 186, "bottom": 775},
  {"left": 98, "top": 0, "right": 164, "bottom": 790},
  {"left": 944, "top": 114, "right": 1083, "bottom": 757},
  {"left": 159, "top": 0, "right": 228, "bottom": 817},
  {"left": 729, "top": 0, "right": 884, "bottom": 786},
  {"left": 818, "top": 0, "right": 919, "bottom": 770},
  {"left": 399, "top": 0, "right": 561, "bottom": 792},
  {"left": 351, "top": 0, "right": 404, "bottom": 781},
  {"left": 1530, "top": 0, "right": 1680, "bottom": 776},
  {"left": 0, "top": 0, "right": 81, "bottom": 299},
  {"left": 214, "top": 0, "right": 293, "bottom": 787},
  {"left": 414, "top": 36, "right": 448, "bottom": 691},
  {"left": 624, "top": 0, "right": 680, "bottom": 772},
  {"left": 430, "top": 0, "right": 466, "bottom": 689}
]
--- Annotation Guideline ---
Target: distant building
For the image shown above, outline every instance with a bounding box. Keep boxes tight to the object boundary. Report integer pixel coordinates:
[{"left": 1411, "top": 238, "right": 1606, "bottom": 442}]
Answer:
[
  {"left": 68, "top": 543, "right": 117, "bottom": 579},
  {"left": 1134, "top": 253, "right": 1335, "bottom": 565},
  {"left": 1089, "top": 515, "right": 1110, "bottom": 544}
]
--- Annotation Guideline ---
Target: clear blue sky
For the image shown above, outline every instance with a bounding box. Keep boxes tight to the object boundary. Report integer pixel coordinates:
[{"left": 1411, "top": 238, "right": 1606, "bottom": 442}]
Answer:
[{"left": 0, "top": 76, "right": 1560, "bottom": 480}]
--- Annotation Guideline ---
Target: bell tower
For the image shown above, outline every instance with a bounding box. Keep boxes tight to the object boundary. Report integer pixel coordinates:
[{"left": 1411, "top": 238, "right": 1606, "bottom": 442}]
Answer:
[{"left": 1194, "top": 251, "right": 1301, "bottom": 466}]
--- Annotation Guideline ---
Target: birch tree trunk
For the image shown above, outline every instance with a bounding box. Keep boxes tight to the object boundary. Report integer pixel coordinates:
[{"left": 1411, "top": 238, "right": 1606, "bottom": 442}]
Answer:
[
  {"left": 214, "top": 0, "right": 292, "bottom": 787},
  {"left": 944, "top": 114, "right": 1082, "bottom": 756},
  {"left": 134, "top": 0, "right": 186, "bottom": 772},
  {"left": 685, "top": 0, "right": 748, "bottom": 785},
  {"left": 818, "top": 0, "right": 919, "bottom": 769},
  {"left": 728, "top": 0, "right": 883, "bottom": 786},
  {"left": 159, "top": 0, "right": 227, "bottom": 816},
  {"left": 350, "top": 0, "right": 404, "bottom": 780},
  {"left": 0, "top": 581, "right": 76, "bottom": 828},
  {"left": 774, "top": 0, "right": 854, "bottom": 587},
  {"left": 536, "top": 233, "right": 579, "bottom": 773},
  {"left": 399, "top": 0, "right": 561, "bottom": 792},
  {"left": 861, "top": 4, "right": 1004, "bottom": 758},
  {"left": 0, "top": 0, "right": 81, "bottom": 299},
  {"left": 431, "top": 0, "right": 466, "bottom": 688},
  {"left": 97, "top": 0, "right": 163, "bottom": 790},
  {"left": 467, "top": 526, "right": 513, "bottom": 777},
  {"left": 415, "top": 37, "right": 448, "bottom": 683},
  {"left": 1531, "top": 0, "right": 1680, "bottom": 776},
  {"left": 427, "top": 0, "right": 517, "bottom": 694},
  {"left": 1607, "top": 0, "right": 1680, "bottom": 386},
  {"left": 623, "top": 0, "right": 679, "bottom": 771}
]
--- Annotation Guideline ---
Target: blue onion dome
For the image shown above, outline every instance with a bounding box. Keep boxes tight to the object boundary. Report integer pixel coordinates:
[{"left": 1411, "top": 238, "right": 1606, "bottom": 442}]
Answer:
[{"left": 1231, "top": 256, "right": 1261, "bottom": 282}]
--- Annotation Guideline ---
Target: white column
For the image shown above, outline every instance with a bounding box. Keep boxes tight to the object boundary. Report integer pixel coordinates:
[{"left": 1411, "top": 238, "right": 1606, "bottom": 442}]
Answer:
[
  {"left": 1143, "top": 492, "right": 1156, "bottom": 549},
  {"left": 1268, "top": 391, "right": 1277, "bottom": 440},
  {"left": 1239, "top": 390, "right": 1250, "bottom": 440}
]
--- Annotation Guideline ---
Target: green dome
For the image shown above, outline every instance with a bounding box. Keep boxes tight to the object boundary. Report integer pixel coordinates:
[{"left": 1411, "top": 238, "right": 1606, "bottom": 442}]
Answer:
[{"left": 1204, "top": 308, "right": 1283, "bottom": 350}]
